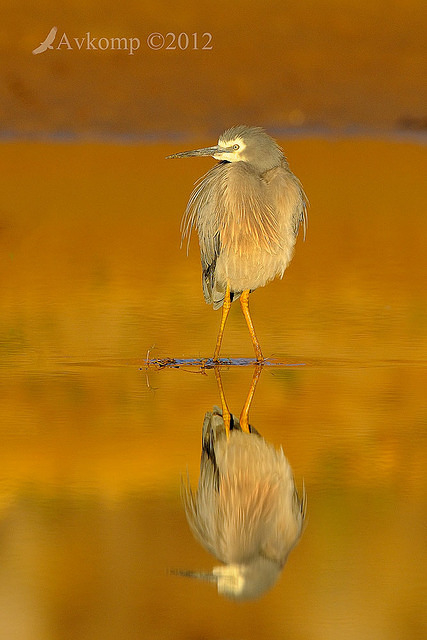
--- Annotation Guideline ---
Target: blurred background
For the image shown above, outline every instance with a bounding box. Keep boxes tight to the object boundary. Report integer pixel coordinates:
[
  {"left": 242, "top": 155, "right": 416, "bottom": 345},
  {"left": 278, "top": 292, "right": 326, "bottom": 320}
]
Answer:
[
  {"left": 1, "top": 0, "right": 426, "bottom": 138},
  {"left": 0, "top": 2, "right": 426, "bottom": 639}
]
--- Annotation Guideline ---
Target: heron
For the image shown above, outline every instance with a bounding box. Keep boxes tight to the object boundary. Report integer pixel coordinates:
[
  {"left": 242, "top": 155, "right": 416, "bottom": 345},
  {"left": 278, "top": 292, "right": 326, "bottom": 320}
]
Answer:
[
  {"left": 174, "top": 366, "right": 306, "bottom": 600},
  {"left": 167, "top": 125, "right": 308, "bottom": 361}
]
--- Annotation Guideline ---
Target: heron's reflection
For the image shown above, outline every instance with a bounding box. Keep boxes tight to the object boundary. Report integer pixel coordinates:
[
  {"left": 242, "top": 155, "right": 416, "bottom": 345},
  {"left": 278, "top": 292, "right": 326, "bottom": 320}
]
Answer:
[{"left": 175, "top": 365, "right": 306, "bottom": 601}]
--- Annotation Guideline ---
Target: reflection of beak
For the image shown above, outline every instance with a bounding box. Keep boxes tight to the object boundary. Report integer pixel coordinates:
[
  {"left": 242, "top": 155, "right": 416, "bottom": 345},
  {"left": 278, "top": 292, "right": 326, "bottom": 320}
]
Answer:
[
  {"left": 170, "top": 568, "right": 217, "bottom": 583},
  {"left": 166, "top": 145, "right": 226, "bottom": 159}
]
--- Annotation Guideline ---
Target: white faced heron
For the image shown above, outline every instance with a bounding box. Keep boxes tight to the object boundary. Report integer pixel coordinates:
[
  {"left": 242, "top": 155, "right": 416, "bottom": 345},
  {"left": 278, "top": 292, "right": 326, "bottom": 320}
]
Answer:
[
  {"left": 167, "top": 125, "right": 308, "bottom": 361},
  {"left": 174, "top": 366, "right": 306, "bottom": 600}
]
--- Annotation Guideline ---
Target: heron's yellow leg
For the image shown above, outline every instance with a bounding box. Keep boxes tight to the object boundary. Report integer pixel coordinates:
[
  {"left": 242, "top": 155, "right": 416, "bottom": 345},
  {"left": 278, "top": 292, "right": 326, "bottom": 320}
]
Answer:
[
  {"left": 214, "top": 366, "right": 231, "bottom": 438},
  {"left": 240, "top": 290, "right": 264, "bottom": 362},
  {"left": 213, "top": 283, "right": 231, "bottom": 362},
  {"left": 239, "top": 364, "right": 263, "bottom": 433}
]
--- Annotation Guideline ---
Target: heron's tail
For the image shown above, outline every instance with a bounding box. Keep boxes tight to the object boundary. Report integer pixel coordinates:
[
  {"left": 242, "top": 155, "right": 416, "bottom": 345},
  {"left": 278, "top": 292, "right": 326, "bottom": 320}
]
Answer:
[
  {"left": 202, "top": 408, "right": 260, "bottom": 455},
  {"left": 201, "top": 407, "right": 230, "bottom": 460},
  {"left": 205, "top": 282, "right": 242, "bottom": 310}
]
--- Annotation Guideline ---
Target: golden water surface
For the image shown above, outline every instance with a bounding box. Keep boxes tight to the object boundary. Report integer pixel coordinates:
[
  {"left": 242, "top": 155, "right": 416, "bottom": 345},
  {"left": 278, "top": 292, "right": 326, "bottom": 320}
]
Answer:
[{"left": 0, "top": 138, "right": 426, "bottom": 639}]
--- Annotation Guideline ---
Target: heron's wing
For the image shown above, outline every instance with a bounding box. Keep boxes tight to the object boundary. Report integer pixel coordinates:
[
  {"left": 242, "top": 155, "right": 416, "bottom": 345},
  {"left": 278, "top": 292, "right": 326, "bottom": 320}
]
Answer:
[
  {"left": 181, "top": 163, "right": 229, "bottom": 306},
  {"left": 201, "top": 234, "right": 220, "bottom": 306},
  {"left": 260, "top": 464, "right": 306, "bottom": 567},
  {"left": 181, "top": 474, "right": 219, "bottom": 558},
  {"left": 262, "top": 162, "right": 308, "bottom": 241},
  {"left": 180, "top": 163, "right": 226, "bottom": 254},
  {"left": 200, "top": 409, "right": 226, "bottom": 491},
  {"left": 181, "top": 409, "right": 228, "bottom": 557}
]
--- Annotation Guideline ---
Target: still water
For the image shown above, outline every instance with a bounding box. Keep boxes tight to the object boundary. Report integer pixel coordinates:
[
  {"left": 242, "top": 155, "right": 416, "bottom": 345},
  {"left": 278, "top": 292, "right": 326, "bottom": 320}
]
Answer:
[{"left": 0, "top": 138, "right": 426, "bottom": 639}]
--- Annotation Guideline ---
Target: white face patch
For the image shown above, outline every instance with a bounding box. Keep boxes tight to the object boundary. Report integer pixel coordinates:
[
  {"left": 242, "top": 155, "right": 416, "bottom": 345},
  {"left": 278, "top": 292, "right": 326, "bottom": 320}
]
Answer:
[{"left": 214, "top": 137, "right": 247, "bottom": 162}]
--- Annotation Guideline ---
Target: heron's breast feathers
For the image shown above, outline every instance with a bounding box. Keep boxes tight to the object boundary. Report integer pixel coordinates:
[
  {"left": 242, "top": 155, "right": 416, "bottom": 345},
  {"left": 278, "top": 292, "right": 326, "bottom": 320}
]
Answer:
[{"left": 181, "top": 162, "right": 306, "bottom": 262}]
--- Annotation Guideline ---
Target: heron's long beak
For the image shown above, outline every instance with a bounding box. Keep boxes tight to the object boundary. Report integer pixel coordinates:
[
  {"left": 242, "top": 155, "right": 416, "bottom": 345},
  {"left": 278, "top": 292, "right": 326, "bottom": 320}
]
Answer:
[
  {"left": 170, "top": 568, "right": 217, "bottom": 583},
  {"left": 166, "top": 146, "right": 222, "bottom": 159}
]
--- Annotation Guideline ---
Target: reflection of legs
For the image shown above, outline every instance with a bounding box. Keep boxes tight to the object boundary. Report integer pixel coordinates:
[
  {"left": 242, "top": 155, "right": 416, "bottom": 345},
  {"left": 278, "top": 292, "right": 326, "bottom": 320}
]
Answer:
[
  {"left": 213, "top": 283, "right": 231, "bottom": 362},
  {"left": 240, "top": 290, "right": 264, "bottom": 361},
  {"left": 214, "top": 366, "right": 231, "bottom": 438},
  {"left": 239, "top": 364, "right": 263, "bottom": 433}
]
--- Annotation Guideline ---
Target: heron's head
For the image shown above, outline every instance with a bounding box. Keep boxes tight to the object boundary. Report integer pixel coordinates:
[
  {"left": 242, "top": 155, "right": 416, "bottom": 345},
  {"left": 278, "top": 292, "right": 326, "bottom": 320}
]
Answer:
[
  {"left": 166, "top": 125, "right": 284, "bottom": 173},
  {"left": 213, "top": 559, "right": 282, "bottom": 600},
  {"left": 172, "top": 557, "right": 282, "bottom": 601}
]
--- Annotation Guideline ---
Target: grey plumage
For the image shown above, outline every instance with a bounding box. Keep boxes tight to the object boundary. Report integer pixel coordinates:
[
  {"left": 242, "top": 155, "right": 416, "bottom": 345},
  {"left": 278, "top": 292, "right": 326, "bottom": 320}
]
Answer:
[
  {"left": 178, "top": 126, "right": 307, "bottom": 309},
  {"left": 167, "top": 125, "right": 308, "bottom": 360},
  {"left": 180, "top": 406, "right": 306, "bottom": 600}
]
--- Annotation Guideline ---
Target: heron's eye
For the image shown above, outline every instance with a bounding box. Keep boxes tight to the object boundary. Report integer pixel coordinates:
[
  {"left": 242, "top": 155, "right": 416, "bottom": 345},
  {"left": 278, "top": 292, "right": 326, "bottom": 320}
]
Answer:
[{"left": 232, "top": 144, "right": 240, "bottom": 150}]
